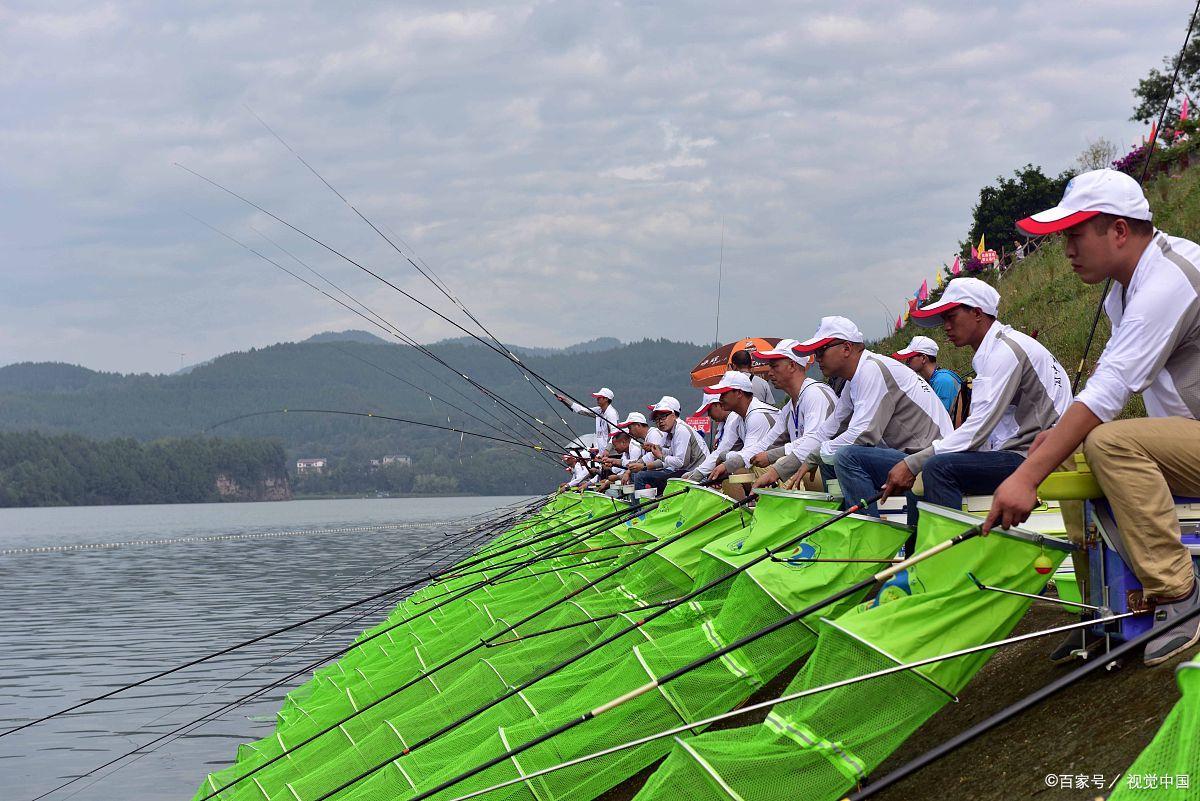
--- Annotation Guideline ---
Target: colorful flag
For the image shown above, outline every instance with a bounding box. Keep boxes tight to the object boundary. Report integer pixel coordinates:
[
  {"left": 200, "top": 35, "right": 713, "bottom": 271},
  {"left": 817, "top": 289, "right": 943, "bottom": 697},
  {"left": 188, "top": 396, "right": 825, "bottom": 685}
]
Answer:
[
  {"left": 951, "top": 255, "right": 961, "bottom": 275},
  {"left": 918, "top": 279, "right": 929, "bottom": 301},
  {"left": 1149, "top": 120, "right": 1159, "bottom": 144},
  {"left": 977, "top": 233, "right": 986, "bottom": 255},
  {"left": 1182, "top": 96, "right": 1190, "bottom": 122},
  {"left": 895, "top": 313, "right": 903, "bottom": 331},
  {"left": 936, "top": 272, "right": 945, "bottom": 289}
]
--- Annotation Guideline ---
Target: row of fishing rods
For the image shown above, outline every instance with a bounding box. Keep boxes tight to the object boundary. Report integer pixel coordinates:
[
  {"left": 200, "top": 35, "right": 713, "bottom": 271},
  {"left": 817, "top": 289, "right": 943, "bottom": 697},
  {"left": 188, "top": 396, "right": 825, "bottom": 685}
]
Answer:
[{"left": 183, "top": 107, "right": 629, "bottom": 472}]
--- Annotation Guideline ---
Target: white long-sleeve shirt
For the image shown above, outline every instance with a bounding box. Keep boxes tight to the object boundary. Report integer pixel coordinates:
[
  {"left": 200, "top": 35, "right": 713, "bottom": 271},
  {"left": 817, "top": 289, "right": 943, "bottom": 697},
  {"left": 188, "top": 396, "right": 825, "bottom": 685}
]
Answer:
[
  {"left": 1077, "top": 231, "right": 1200, "bottom": 422},
  {"left": 610, "top": 441, "right": 645, "bottom": 477},
  {"left": 722, "top": 399, "right": 780, "bottom": 470},
  {"left": 649, "top": 419, "right": 710, "bottom": 471},
  {"left": 691, "top": 412, "right": 744, "bottom": 477},
  {"left": 794, "top": 350, "right": 953, "bottom": 468},
  {"left": 759, "top": 379, "right": 838, "bottom": 477},
  {"left": 750, "top": 374, "right": 776, "bottom": 405},
  {"left": 570, "top": 401, "right": 621, "bottom": 452},
  {"left": 565, "top": 462, "right": 593, "bottom": 487},
  {"left": 904, "top": 321, "right": 1072, "bottom": 472}
]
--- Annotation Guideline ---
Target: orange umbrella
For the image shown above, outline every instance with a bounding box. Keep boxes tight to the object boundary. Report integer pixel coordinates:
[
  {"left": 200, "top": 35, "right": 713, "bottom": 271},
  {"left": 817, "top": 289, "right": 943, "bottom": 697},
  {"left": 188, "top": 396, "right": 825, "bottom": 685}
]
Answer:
[{"left": 689, "top": 337, "right": 782, "bottom": 389}]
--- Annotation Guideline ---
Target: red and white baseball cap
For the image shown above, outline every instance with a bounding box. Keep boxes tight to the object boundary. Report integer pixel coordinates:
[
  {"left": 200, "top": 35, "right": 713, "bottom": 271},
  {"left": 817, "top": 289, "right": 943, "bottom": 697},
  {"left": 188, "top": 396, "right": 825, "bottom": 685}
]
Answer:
[
  {"left": 753, "top": 338, "right": 810, "bottom": 366},
  {"left": 911, "top": 277, "right": 1000, "bottom": 327},
  {"left": 892, "top": 335, "right": 939, "bottom": 360},
  {"left": 708, "top": 370, "right": 753, "bottom": 394},
  {"left": 615, "top": 411, "right": 648, "bottom": 428},
  {"left": 591, "top": 387, "right": 615, "bottom": 400},
  {"left": 1017, "top": 168, "right": 1152, "bottom": 235},
  {"left": 648, "top": 396, "right": 682, "bottom": 415},
  {"left": 694, "top": 393, "right": 722, "bottom": 415},
  {"left": 793, "top": 316, "right": 864, "bottom": 354}
]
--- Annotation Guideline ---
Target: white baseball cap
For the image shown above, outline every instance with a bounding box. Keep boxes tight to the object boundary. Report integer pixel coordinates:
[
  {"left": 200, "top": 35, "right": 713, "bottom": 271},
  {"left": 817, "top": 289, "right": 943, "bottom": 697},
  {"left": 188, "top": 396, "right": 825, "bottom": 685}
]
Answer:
[
  {"left": 647, "top": 396, "right": 682, "bottom": 416},
  {"left": 591, "top": 387, "right": 615, "bottom": 400},
  {"left": 911, "top": 277, "right": 1000, "bottom": 327},
  {"left": 793, "top": 316, "right": 865, "bottom": 354},
  {"left": 893, "top": 335, "right": 939, "bottom": 360},
  {"left": 694, "top": 393, "right": 722, "bottom": 415},
  {"left": 1017, "top": 168, "right": 1152, "bottom": 235},
  {"left": 615, "top": 411, "right": 648, "bottom": 428},
  {"left": 707, "top": 370, "right": 753, "bottom": 395},
  {"left": 753, "top": 338, "right": 811, "bottom": 367}
]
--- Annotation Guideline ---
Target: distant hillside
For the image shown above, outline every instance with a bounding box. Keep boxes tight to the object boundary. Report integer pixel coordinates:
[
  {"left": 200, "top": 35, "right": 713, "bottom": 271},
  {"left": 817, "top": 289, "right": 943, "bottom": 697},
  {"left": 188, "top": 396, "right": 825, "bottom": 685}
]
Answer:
[
  {"left": 303, "top": 330, "right": 391, "bottom": 345},
  {"left": 0, "top": 338, "right": 708, "bottom": 495},
  {"left": 427, "top": 335, "right": 624, "bottom": 358}
]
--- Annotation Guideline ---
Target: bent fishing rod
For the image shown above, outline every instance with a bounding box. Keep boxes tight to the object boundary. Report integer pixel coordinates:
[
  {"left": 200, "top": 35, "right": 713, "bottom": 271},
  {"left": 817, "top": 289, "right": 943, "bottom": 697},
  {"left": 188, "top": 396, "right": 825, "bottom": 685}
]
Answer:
[
  {"left": 0, "top": 491, "right": 612, "bottom": 741},
  {"left": 190, "top": 214, "right": 577, "bottom": 456},
  {"left": 25, "top": 517, "right": 503, "bottom": 801},
  {"left": 178, "top": 163, "right": 617, "bottom": 442},
  {"left": 444, "top": 612, "right": 1138, "bottom": 801},
  {"left": 196, "top": 485, "right": 738, "bottom": 800},
  {"left": 245, "top": 108, "right": 582, "bottom": 445},
  {"left": 1072, "top": 0, "right": 1200, "bottom": 393},
  {"left": 224, "top": 493, "right": 874, "bottom": 800},
  {"left": 341, "top": 519, "right": 982, "bottom": 801},
  {"left": 846, "top": 599, "right": 1200, "bottom": 801}
]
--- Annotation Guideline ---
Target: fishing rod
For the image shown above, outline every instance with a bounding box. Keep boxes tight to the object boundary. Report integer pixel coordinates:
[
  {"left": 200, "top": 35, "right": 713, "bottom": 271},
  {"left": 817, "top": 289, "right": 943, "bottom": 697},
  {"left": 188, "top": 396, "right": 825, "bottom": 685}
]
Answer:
[
  {"left": 204, "top": 408, "right": 569, "bottom": 456},
  {"left": 194, "top": 486, "right": 738, "bottom": 800},
  {"left": 178, "top": 163, "right": 614, "bottom": 445},
  {"left": 245, "top": 108, "right": 583, "bottom": 446},
  {"left": 365, "top": 521, "right": 983, "bottom": 801},
  {"left": 845, "top": 600, "right": 1200, "bottom": 800},
  {"left": 442, "top": 612, "right": 1138, "bottom": 801},
  {"left": 483, "top": 595, "right": 680, "bottom": 648},
  {"left": 1072, "top": 0, "right": 1200, "bottom": 393},
  {"left": 0, "top": 492, "right": 597, "bottom": 741},
  {"left": 27, "top": 516, "right": 503, "bottom": 801},
  {"left": 248, "top": 222, "right": 577, "bottom": 459},
  {"left": 268, "top": 494, "right": 880, "bottom": 801},
  {"left": 428, "top": 538, "right": 656, "bottom": 593},
  {"left": 190, "top": 214, "right": 578, "bottom": 455}
]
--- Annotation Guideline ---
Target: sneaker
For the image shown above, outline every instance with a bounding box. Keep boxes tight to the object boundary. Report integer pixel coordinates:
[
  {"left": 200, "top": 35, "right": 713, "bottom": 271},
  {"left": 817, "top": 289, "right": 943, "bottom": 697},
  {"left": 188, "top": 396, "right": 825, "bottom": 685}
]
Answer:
[
  {"left": 1048, "top": 627, "right": 1106, "bottom": 664},
  {"left": 1144, "top": 577, "right": 1200, "bottom": 667}
]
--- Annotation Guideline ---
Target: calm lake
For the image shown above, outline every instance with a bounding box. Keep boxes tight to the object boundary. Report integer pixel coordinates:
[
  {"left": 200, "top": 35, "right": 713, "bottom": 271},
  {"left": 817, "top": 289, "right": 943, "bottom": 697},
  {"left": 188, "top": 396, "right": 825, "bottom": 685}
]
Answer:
[{"left": 0, "top": 495, "right": 531, "bottom": 800}]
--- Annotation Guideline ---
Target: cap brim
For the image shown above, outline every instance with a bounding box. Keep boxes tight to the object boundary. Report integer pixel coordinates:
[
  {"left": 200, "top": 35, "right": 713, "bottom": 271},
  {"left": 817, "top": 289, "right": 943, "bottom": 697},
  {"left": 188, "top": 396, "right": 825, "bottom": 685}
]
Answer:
[
  {"left": 1016, "top": 208, "right": 1099, "bottom": 236},
  {"left": 910, "top": 301, "right": 962, "bottom": 329},
  {"left": 694, "top": 403, "right": 716, "bottom": 415},
  {"left": 892, "top": 351, "right": 916, "bottom": 360},
  {"left": 792, "top": 336, "right": 837, "bottom": 355},
  {"left": 752, "top": 350, "right": 785, "bottom": 360},
  {"left": 707, "top": 384, "right": 741, "bottom": 394}
]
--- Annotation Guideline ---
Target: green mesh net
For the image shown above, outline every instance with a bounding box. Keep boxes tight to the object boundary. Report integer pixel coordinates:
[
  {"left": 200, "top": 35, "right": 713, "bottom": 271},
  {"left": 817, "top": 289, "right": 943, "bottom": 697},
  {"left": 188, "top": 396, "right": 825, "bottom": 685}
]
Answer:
[
  {"left": 1109, "top": 658, "right": 1199, "bottom": 800},
  {"left": 631, "top": 503, "right": 1068, "bottom": 801}
]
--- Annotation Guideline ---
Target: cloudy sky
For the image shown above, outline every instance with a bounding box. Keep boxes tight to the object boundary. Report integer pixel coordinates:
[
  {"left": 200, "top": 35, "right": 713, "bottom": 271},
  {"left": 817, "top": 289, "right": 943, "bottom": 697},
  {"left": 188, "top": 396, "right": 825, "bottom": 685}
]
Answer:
[{"left": 0, "top": 1, "right": 1187, "bottom": 374}]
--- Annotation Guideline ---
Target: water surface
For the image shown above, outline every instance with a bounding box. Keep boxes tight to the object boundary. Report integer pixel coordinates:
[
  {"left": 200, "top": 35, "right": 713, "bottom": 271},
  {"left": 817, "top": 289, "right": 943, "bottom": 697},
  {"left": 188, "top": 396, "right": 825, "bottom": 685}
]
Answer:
[{"left": 0, "top": 496, "right": 529, "bottom": 800}]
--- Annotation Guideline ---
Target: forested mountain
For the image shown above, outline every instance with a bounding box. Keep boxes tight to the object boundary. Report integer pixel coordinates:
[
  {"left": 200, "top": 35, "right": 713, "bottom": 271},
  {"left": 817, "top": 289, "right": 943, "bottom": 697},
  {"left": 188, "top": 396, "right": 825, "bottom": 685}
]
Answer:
[{"left": 0, "top": 337, "right": 710, "bottom": 496}]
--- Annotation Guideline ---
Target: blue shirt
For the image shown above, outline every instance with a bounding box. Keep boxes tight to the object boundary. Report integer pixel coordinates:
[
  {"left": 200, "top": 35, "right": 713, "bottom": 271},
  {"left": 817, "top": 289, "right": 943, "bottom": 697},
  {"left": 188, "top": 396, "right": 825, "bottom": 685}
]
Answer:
[{"left": 928, "top": 368, "right": 962, "bottom": 413}]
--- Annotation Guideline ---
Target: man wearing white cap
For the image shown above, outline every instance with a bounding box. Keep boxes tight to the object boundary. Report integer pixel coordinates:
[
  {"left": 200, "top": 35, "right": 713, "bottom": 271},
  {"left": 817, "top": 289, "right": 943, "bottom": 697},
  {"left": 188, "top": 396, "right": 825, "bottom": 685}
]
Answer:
[
  {"left": 892, "top": 335, "right": 963, "bottom": 419},
  {"left": 703, "top": 371, "right": 780, "bottom": 485},
  {"left": 615, "top": 411, "right": 666, "bottom": 476},
  {"left": 748, "top": 339, "right": 839, "bottom": 489},
  {"left": 987, "top": 168, "right": 1200, "bottom": 666},
  {"left": 560, "top": 450, "right": 595, "bottom": 491},
  {"left": 881, "top": 277, "right": 1071, "bottom": 516},
  {"left": 555, "top": 387, "right": 620, "bottom": 455},
  {"left": 684, "top": 393, "right": 744, "bottom": 482},
  {"left": 730, "top": 348, "right": 777, "bottom": 405},
  {"left": 632, "top": 396, "right": 710, "bottom": 494},
  {"left": 597, "top": 427, "right": 644, "bottom": 492},
  {"left": 790, "top": 316, "right": 953, "bottom": 515}
]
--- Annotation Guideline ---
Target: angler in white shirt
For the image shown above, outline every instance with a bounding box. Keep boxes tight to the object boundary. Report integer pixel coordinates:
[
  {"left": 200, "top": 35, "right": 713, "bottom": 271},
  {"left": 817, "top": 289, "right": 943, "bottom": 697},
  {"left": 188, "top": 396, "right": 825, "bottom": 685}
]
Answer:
[
  {"left": 614, "top": 412, "right": 665, "bottom": 477},
  {"left": 684, "top": 393, "right": 744, "bottom": 481},
  {"left": 790, "top": 316, "right": 953, "bottom": 515},
  {"left": 596, "top": 427, "right": 644, "bottom": 492},
  {"left": 561, "top": 451, "right": 595, "bottom": 490},
  {"left": 632, "top": 396, "right": 710, "bottom": 494},
  {"left": 556, "top": 387, "right": 620, "bottom": 455},
  {"left": 877, "top": 277, "right": 1072, "bottom": 514},
  {"left": 703, "top": 371, "right": 779, "bottom": 484},
  {"left": 747, "top": 338, "right": 838, "bottom": 489},
  {"left": 988, "top": 169, "right": 1200, "bottom": 666},
  {"left": 730, "top": 348, "right": 777, "bottom": 405}
]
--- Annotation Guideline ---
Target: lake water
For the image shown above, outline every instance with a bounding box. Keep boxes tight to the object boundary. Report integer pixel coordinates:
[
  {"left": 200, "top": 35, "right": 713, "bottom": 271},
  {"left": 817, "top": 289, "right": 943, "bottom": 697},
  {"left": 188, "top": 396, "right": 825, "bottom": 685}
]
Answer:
[{"left": 0, "top": 496, "right": 532, "bottom": 801}]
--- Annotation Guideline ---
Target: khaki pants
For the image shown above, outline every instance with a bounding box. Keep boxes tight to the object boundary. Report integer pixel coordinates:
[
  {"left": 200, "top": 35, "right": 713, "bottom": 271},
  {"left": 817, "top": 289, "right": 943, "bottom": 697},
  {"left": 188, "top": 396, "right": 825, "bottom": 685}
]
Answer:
[
  {"left": 1083, "top": 417, "right": 1200, "bottom": 600},
  {"left": 722, "top": 467, "right": 771, "bottom": 500}
]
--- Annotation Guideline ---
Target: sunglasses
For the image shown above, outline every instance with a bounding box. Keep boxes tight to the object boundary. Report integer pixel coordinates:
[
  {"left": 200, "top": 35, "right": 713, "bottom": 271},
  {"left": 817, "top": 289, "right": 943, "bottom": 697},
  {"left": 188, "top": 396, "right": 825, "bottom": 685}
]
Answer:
[{"left": 812, "top": 340, "right": 847, "bottom": 359}]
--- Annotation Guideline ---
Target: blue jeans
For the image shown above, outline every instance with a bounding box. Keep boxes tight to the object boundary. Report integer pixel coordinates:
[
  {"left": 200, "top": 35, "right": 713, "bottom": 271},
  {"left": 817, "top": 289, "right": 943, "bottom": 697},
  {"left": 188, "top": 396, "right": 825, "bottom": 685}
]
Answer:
[
  {"left": 834, "top": 445, "right": 909, "bottom": 517},
  {"left": 633, "top": 468, "right": 686, "bottom": 493},
  {"left": 920, "top": 450, "right": 1027, "bottom": 512}
]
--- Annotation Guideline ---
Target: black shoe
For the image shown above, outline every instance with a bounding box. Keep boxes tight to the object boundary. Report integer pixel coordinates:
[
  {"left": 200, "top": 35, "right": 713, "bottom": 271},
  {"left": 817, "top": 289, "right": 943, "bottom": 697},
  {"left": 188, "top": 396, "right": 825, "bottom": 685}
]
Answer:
[
  {"left": 1049, "top": 627, "right": 1106, "bottom": 664},
  {"left": 1144, "top": 577, "right": 1200, "bottom": 667}
]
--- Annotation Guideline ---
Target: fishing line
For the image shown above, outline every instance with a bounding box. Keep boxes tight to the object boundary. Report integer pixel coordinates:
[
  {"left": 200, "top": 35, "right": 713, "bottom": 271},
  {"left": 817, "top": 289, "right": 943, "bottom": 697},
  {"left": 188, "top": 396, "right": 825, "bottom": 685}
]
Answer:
[{"left": 1072, "top": 0, "right": 1200, "bottom": 393}]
